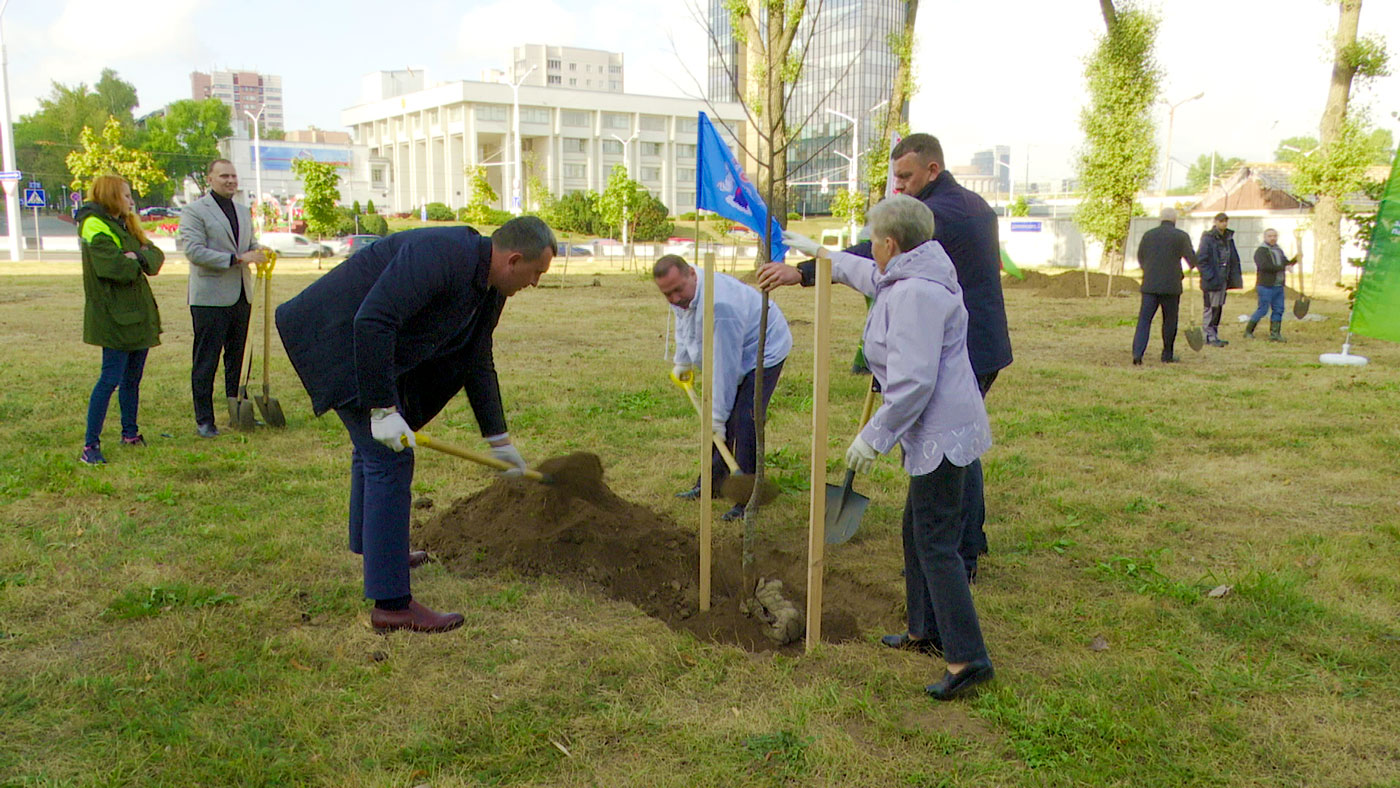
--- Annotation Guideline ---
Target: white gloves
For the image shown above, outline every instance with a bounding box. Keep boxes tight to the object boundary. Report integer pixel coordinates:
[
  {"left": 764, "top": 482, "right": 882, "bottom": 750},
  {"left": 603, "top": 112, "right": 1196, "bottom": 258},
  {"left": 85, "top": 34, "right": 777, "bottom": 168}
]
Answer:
[
  {"left": 846, "top": 436, "right": 878, "bottom": 474},
  {"left": 371, "top": 410, "right": 415, "bottom": 452},
  {"left": 712, "top": 420, "right": 727, "bottom": 441},
  {"left": 490, "top": 442, "right": 528, "bottom": 477},
  {"left": 672, "top": 363, "right": 694, "bottom": 383},
  {"left": 782, "top": 229, "right": 824, "bottom": 257}
]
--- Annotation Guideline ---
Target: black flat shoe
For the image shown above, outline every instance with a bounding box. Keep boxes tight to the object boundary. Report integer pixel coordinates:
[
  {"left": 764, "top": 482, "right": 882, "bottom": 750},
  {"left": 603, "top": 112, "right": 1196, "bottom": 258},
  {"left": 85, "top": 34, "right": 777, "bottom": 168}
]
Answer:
[
  {"left": 721, "top": 504, "right": 746, "bottom": 521},
  {"left": 925, "top": 658, "right": 994, "bottom": 700},
  {"left": 675, "top": 485, "right": 702, "bottom": 500},
  {"left": 880, "top": 632, "right": 943, "bottom": 658}
]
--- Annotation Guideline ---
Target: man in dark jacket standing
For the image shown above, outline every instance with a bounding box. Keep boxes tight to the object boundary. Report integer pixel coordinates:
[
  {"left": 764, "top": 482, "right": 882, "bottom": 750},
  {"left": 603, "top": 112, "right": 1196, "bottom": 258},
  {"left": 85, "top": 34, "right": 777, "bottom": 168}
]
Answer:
[
  {"left": 1131, "top": 207, "right": 1198, "bottom": 364},
  {"left": 1246, "top": 228, "right": 1299, "bottom": 342},
  {"left": 1196, "top": 212, "right": 1243, "bottom": 347},
  {"left": 757, "top": 133, "right": 1012, "bottom": 582},
  {"left": 276, "top": 217, "right": 555, "bottom": 633}
]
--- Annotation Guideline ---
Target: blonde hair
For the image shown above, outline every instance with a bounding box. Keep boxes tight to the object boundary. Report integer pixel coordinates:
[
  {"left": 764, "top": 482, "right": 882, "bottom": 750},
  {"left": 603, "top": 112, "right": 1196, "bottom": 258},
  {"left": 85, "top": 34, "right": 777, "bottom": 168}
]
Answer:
[{"left": 89, "top": 175, "right": 149, "bottom": 245}]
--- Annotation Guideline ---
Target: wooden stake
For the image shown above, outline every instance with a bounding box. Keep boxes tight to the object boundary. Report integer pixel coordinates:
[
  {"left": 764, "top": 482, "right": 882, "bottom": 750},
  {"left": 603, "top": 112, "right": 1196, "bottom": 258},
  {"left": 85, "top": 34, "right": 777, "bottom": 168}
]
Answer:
[
  {"left": 699, "top": 250, "right": 716, "bottom": 611},
  {"left": 805, "top": 255, "right": 832, "bottom": 652}
]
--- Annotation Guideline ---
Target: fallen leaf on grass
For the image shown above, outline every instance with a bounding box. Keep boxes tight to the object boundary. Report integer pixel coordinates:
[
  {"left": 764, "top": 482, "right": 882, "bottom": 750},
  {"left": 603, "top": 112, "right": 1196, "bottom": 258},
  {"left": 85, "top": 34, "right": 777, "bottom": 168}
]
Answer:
[
  {"left": 551, "top": 739, "right": 571, "bottom": 757},
  {"left": 1207, "top": 584, "right": 1232, "bottom": 599},
  {"left": 1089, "top": 635, "right": 1109, "bottom": 652}
]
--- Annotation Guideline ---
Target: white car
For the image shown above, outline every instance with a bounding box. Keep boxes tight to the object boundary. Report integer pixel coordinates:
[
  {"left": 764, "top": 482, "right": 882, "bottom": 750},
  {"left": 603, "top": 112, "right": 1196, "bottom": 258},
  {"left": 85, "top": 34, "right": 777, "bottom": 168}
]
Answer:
[{"left": 260, "top": 232, "right": 334, "bottom": 258}]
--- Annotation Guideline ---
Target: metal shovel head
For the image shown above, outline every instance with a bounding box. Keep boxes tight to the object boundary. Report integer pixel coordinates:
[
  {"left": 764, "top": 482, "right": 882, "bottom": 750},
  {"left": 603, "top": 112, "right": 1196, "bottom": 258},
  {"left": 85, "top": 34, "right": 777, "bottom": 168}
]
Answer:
[
  {"left": 824, "top": 478, "right": 870, "bottom": 545},
  {"left": 232, "top": 389, "right": 257, "bottom": 431},
  {"left": 1293, "top": 295, "right": 1311, "bottom": 319},
  {"left": 1185, "top": 325, "right": 1205, "bottom": 352},
  {"left": 255, "top": 392, "right": 286, "bottom": 428},
  {"left": 720, "top": 474, "right": 779, "bottom": 506}
]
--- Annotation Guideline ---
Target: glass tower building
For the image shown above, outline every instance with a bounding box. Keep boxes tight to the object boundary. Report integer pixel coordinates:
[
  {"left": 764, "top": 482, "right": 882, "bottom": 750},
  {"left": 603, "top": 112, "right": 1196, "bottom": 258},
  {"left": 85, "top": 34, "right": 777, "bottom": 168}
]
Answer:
[{"left": 707, "top": 0, "right": 908, "bottom": 213}]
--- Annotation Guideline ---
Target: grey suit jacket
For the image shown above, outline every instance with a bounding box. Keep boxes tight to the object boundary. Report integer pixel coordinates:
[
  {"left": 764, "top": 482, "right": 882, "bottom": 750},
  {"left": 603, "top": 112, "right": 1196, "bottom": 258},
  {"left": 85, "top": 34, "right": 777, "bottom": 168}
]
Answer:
[{"left": 180, "top": 193, "right": 257, "bottom": 307}]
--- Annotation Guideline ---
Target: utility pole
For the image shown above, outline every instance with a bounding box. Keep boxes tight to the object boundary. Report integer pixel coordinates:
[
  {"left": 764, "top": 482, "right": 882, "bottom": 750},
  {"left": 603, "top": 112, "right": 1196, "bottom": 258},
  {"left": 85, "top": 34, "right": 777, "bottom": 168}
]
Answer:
[
  {"left": 243, "top": 105, "right": 266, "bottom": 233},
  {"left": 1159, "top": 92, "right": 1204, "bottom": 194},
  {"left": 0, "top": 0, "right": 22, "bottom": 261},
  {"left": 507, "top": 65, "right": 536, "bottom": 214}
]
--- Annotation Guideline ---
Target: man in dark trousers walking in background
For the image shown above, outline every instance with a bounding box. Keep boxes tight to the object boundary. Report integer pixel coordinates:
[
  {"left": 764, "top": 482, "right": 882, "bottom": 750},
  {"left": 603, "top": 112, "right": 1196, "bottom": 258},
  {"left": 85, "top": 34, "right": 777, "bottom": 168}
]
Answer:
[
  {"left": 1196, "top": 212, "right": 1243, "bottom": 348},
  {"left": 276, "top": 216, "right": 555, "bottom": 634},
  {"left": 1131, "top": 207, "right": 1198, "bottom": 364},
  {"left": 757, "top": 133, "right": 1012, "bottom": 584}
]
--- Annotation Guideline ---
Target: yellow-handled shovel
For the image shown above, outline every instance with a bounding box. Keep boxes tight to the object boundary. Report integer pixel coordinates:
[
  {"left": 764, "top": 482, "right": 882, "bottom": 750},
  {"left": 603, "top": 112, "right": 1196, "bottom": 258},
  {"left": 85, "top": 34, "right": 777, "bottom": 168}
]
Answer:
[
  {"left": 671, "top": 373, "right": 779, "bottom": 506},
  {"left": 254, "top": 251, "right": 286, "bottom": 428}
]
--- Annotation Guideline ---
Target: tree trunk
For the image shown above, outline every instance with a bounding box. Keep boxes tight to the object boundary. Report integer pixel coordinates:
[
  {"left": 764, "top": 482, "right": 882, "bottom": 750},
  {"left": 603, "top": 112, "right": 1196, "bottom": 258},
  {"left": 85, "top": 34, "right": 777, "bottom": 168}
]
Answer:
[
  {"left": 1314, "top": 0, "right": 1363, "bottom": 287},
  {"left": 1100, "top": 237, "right": 1125, "bottom": 275},
  {"left": 867, "top": 0, "right": 919, "bottom": 207},
  {"left": 1098, "top": 0, "right": 1117, "bottom": 30}
]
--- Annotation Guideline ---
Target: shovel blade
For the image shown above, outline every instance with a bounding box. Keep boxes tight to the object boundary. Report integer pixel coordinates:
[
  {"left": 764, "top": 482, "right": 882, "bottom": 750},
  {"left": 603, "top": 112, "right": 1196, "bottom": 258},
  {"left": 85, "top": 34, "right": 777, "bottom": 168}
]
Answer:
[
  {"left": 1185, "top": 326, "right": 1205, "bottom": 352},
  {"left": 233, "top": 400, "right": 257, "bottom": 431},
  {"left": 824, "top": 482, "right": 870, "bottom": 544},
  {"left": 1293, "top": 296, "right": 1310, "bottom": 319},
  {"left": 255, "top": 393, "right": 287, "bottom": 428},
  {"left": 721, "top": 474, "right": 779, "bottom": 506}
]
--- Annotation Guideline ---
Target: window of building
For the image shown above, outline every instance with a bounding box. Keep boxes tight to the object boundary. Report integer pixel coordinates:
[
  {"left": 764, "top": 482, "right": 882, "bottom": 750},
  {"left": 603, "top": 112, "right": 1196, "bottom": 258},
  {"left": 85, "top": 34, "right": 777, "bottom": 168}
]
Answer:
[
  {"left": 639, "top": 115, "right": 666, "bottom": 132},
  {"left": 562, "top": 137, "right": 587, "bottom": 153},
  {"left": 676, "top": 191, "right": 695, "bottom": 209},
  {"left": 564, "top": 164, "right": 587, "bottom": 179},
  {"left": 677, "top": 117, "right": 698, "bottom": 133},
  {"left": 547, "top": 75, "right": 562, "bottom": 85},
  {"left": 586, "top": 64, "right": 592, "bottom": 72},
  {"left": 371, "top": 168, "right": 385, "bottom": 187},
  {"left": 641, "top": 142, "right": 664, "bottom": 157},
  {"left": 561, "top": 110, "right": 590, "bottom": 127},
  {"left": 676, "top": 143, "right": 696, "bottom": 157},
  {"left": 474, "top": 105, "right": 508, "bottom": 122},
  {"left": 641, "top": 167, "right": 661, "bottom": 182},
  {"left": 547, "top": 59, "right": 561, "bottom": 70},
  {"left": 569, "top": 78, "right": 577, "bottom": 86},
  {"left": 601, "top": 139, "right": 623, "bottom": 154},
  {"left": 569, "top": 62, "right": 576, "bottom": 71},
  {"left": 521, "top": 107, "right": 550, "bottom": 124},
  {"left": 609, "top": 65, "right": 622, "bottom": 74},
  {"left": 603, "top": 113, "right": 630, "bottom": 130},
  {"left": 608, "top": 81, "right": 620, "bottom": 91},
  {"left": 676, "top": 167, "right": 695, "bottom": 182}
]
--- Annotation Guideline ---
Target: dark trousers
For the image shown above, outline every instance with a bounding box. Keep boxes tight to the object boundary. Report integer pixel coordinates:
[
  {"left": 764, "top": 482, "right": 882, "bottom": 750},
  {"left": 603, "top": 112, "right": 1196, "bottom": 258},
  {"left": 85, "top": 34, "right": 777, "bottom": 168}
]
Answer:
[
  {"left": 709, "top": 360, "right": 785, "bottom": 486},
  {"left": 190, "top": 295, "right": 252, "bottom": 427},
  {"left": 904, "top": 458, "right": 988, "bottom": 663},
  {"left": 1132, "top": 292, "right": 1180, "bottom": 361},
  {"left": 957, "top": 371, "right": 998, "bottom": 573},
  {"left": 85, "top": 348, "right": 149, "bottom": 446},
  {"left": 335, "top": 407, "right": 414, "bottom": 601}
]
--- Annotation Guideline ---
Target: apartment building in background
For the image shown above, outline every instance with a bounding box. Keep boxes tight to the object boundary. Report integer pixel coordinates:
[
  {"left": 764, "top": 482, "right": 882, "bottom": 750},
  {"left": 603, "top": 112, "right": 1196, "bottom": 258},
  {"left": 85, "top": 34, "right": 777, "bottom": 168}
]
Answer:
[
  {"left": 192, "top": 70, "right": 285, "bottom": 135},
  {"left": 512, "top": 45, "right": 624, "bottom": 92},
  {"left": 341, "top": 68, "right": 746, "bottom": 215}
]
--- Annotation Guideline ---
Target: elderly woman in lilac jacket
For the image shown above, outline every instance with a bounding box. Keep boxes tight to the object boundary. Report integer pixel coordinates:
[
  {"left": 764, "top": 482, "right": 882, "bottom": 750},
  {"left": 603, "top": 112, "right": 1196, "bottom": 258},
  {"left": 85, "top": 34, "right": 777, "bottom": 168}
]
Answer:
[{"left": 779, "top": 195, "right": 995, "bottom": 700}]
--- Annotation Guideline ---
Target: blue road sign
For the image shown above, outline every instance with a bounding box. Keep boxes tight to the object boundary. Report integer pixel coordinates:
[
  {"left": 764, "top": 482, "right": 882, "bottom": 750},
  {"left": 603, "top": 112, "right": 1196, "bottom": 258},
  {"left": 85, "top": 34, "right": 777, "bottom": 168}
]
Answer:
[
  {"left": 22, "top": 187, "right": 46, "bottom": 208},
  {"left": 0, "top": 170, "right": 21, "bottom": 181},
  {"left": 1009, "top": 221, "right": 1043, "bottom": 233}
]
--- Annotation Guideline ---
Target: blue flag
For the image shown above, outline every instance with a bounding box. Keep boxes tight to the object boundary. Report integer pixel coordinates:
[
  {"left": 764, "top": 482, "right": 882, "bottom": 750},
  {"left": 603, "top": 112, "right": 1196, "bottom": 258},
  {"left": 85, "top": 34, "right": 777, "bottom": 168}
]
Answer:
[{"left": 695, "top": 112, "right": 787, "bottom": 262}]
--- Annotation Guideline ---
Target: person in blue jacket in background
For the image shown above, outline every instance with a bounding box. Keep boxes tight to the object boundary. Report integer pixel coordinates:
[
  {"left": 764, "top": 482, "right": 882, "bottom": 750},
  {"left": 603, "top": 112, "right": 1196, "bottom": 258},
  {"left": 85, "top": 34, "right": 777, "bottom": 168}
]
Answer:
[{"left": 276, "top": 217, "right": 555, "bottom": 634}]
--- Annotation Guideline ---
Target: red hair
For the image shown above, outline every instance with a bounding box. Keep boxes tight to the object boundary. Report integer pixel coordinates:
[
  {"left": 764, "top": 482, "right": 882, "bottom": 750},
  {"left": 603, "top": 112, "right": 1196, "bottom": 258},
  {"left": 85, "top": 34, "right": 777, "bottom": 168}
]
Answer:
[{"left": 89, "top": 175, "right": 149, "bottom": 245}]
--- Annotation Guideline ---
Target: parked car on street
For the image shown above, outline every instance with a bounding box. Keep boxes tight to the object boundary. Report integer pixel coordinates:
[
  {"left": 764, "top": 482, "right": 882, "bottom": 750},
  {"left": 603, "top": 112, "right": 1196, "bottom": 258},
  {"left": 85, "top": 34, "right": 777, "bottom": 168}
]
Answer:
[
  {"left": 555, "top": 242, "right": 593, "bottom": 257},
  {"left": 259, "top": 232, "right": 334, "bottom": 258},
  {"left": 339, "top": 234, "right": 382, "bottom": 257},
  {"left": 139, "top": 206, "right": 180, "bottom": 219}
]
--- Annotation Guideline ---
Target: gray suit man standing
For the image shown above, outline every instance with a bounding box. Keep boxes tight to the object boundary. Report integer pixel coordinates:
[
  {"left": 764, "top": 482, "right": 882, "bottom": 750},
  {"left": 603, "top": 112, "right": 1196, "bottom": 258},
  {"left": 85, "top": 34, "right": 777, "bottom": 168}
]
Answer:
[{"left": 179, "top": 159, "right": 265, "bottom": 437}]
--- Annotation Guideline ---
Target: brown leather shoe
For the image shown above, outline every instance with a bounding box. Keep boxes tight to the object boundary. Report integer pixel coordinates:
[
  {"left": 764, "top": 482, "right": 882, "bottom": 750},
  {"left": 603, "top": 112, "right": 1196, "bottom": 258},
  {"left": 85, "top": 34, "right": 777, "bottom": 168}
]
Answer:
[
  {"left": 408, "top": 550, "right": 430, "bottom": 569},
  {"left": 370, "top": 600, "right": 464, "bottom": 634}
]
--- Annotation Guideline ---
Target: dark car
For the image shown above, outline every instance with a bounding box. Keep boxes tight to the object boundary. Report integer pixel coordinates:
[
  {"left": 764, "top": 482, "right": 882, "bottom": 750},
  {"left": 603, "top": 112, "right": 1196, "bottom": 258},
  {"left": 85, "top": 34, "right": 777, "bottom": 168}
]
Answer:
[
  {"left": 139, "top": 206, "right": 179, "bottom": 219},
  {"left": 341, "top": 234, "right": 382, "bottom": 257}
]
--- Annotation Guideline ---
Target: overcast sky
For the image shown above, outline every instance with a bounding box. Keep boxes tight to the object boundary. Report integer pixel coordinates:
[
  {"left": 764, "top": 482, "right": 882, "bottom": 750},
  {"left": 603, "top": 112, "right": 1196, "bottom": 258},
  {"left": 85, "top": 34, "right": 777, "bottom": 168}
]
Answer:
[{"left": 5, "top": 0, "right": 1397, "bottom": 187}]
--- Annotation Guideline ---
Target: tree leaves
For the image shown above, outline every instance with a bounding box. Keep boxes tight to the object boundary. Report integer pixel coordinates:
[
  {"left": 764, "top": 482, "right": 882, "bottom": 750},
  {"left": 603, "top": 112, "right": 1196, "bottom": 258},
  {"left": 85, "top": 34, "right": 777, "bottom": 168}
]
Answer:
[
  {"left": 290, "top": 158, "right": 342, "bottom": 238},
  {"left": 64, "top": 117, "right": 165, "bottom": 196}
]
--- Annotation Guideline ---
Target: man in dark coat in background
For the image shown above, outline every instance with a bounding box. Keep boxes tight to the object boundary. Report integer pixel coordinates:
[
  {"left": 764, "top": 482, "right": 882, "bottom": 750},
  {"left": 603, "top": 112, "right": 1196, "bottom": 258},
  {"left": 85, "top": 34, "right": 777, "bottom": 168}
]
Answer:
[
  {"left": 276, "top": 217, "right": 555, "bottom": 633},
  {"left": 1196, "top": 212, "right": 1243, "bottom": 347},
  {"left": 757, "top": 133, "right": 1012, "bottom": 584},
  {"left": 1131, "top": 207, "right": 1198, "bottom": 364}
]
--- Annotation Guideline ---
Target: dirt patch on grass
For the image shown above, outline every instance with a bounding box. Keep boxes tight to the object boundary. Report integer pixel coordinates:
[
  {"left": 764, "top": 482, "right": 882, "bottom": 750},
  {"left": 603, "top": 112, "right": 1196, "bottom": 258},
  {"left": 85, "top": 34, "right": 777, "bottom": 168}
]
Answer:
[
  {"left": 413, "top": 452, "right": 898, "bottom": 653},
  {"left": 1004, "top": 270, "right": 1137, "bottom": 298}
]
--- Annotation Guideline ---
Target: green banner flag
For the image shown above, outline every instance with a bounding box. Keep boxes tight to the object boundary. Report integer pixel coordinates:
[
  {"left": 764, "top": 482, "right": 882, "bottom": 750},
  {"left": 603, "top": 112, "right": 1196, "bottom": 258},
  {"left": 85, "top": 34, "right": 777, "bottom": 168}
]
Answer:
[{"left": 1351, "top": 148, "right": 1400, "bottom": 344}]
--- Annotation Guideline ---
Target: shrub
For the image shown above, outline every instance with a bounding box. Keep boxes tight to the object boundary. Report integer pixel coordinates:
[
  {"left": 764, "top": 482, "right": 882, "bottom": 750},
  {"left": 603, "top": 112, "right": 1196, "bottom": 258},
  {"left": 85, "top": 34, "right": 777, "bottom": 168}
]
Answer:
[
  {"left": 631, "top": 194, "right": 676, "bottom": 242},
  {"left": 366, "top": 199, "right": 376, "bottom": 214},
  {"left": 352, "top": 200, "right": 362, "bottom": 215},
  {"left": 425, "top": 202, "right": 454, "bottom": 221},
  {"left": 787, "top": 211, "right": 801, "bottom": 220},
  {"left": 457, "top": 206, "right": 514, "bottom": 226},
  {"left": 676, "top": 210, "right": 701, "bottom": 221},
  {"left": 358, "top": 212, "right": 388, "bottom": 235},
  {"left": 543, "top": 191, "right": 604, "bottom": 235}
]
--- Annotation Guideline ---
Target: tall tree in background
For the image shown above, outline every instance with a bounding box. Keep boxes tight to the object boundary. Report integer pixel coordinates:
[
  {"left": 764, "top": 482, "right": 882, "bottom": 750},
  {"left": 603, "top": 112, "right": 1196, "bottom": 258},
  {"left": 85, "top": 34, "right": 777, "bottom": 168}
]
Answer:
[
  {"left": 142, "top": 99, "right": 233, "bottom": 195},
  {"left": 594, "top": 163, "right": 644, "bottom": 242},
  {"left": 290, "top": 158, "right": 342, "bottom": 239},
  {"left": 866, "top": 0, "right": 918, "bottom": 205},
  {"left": 15, "top": 70, "right": 140, "bottom": 194},
  {"left": 1074, "top": 0, "right": 1161, "bottom": 274},
  {"left": 1307, "top": 0, "right": 1390, "bottom": 286},
  {"left": 1184, "top": 153, "right": 1244, "bottom": 193},
  {"left": 65, "top": 117, "right": 164, "bottom": 196}
]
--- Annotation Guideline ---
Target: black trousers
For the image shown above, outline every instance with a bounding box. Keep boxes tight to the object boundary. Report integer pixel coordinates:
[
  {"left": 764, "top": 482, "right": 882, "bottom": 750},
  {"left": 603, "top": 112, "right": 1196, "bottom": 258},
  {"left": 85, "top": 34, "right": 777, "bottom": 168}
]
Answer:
[
  {"left": 1132, "top": 292, "right": 1180, "bottom": 361},
  {"left": 190, "top": 295, "right": 251, "bottom": 427},
  {"left": 709, "top": 360, "right": 785, "bottom": 486},
  {"left": 905, "top": 458, "right": 988, "bottom": 663},
  {"left": 956, "top": 371, "right": 998, "bottom": 574}
]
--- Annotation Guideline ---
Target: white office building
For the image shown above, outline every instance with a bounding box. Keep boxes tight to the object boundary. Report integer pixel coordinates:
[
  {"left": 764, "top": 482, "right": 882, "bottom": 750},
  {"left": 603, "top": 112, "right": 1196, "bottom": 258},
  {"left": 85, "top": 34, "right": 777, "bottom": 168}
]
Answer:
[
  {"left": 215, "top": 133, "right": 392, "bottom": 211},
  {"left": 340, "top": 70, "right": 748, "bottom": 215},
  {"left": 512, "top": 45, "right": 624, "bottom": 92}
]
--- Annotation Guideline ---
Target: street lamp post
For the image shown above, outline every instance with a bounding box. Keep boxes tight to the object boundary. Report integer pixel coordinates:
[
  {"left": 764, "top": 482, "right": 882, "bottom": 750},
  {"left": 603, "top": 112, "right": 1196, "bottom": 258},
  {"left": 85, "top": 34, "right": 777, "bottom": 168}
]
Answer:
[
  {"left": 0, "top": 0, "right": 22, "bottom": 260},
  {"left": 826, "top": 108, "right": 860, "bottom": 244},
  {"left": 243, "top": 105, "right": 266, "bottom": 233},
  {"left": 1160, "top": 92, "right": 1204, "bottom": 194},
  {"left": 610, "top": 129, "right": 640, "bottom": 250},
  {"left": 994, "top": 156, "right": 1014, "bottom": 215},
  {"left": 507, "top": 65, "right": 537, "bottom": 215}
]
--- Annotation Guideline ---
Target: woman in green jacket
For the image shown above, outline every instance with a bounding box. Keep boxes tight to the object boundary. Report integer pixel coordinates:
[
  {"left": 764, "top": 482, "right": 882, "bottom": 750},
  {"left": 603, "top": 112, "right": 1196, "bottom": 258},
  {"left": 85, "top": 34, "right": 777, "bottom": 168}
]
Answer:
[{"left": 79, "top": 174, "right": 164, "bottom": 464}]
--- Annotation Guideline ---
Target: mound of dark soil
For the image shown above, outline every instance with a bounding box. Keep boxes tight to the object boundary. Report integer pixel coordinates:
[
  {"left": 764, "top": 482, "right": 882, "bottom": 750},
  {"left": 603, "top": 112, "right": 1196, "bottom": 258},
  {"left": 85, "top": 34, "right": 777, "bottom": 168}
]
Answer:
[
  {"left": 412, "top": 453, "right": 899, "bottom": 652},
  {"left": 1003, "top": 269, "right": 1137, "bottom": 298}
]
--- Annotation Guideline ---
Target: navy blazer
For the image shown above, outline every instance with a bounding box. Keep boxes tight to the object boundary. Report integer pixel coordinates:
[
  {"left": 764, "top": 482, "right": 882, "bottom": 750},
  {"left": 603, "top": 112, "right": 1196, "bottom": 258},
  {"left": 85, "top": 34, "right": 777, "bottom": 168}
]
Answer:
[
  {"left": 275, "top": 226, "right": 507, "bottom": 434},
  {"left": 803, "top": 171, "right": 1013, "bottom": 377}
]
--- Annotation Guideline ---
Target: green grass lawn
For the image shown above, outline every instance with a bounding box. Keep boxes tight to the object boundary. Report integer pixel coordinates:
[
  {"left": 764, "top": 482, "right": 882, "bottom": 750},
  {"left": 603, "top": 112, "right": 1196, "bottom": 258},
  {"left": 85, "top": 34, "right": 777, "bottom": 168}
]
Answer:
[{"left": 1, "top": 264, "right": 1398, "bottom": 787}]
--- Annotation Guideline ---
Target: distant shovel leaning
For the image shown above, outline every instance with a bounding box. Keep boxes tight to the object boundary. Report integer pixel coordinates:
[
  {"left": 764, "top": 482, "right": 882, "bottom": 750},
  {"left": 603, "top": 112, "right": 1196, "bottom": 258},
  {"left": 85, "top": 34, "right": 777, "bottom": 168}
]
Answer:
[
  {"left": 1184, "top": 268, "right": 1205, "bottom": 352},
  {"left": 1292, "top": 229, "right": 1311, "bottom": 318},
  {"left": 825, "top": 379, "right": 878, "bottom": 544},
  {"left": 254, "top": 251, "right": 286, "bottom": 428},
  {"left": 673, "top": 374, "right": 779, "bottom": 506}
]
